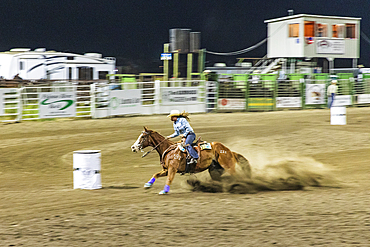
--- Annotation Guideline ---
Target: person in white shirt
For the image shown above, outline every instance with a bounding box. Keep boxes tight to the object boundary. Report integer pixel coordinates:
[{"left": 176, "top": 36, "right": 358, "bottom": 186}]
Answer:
[{"left": 327, "top": 80, "right": 338, "bottom": 108}]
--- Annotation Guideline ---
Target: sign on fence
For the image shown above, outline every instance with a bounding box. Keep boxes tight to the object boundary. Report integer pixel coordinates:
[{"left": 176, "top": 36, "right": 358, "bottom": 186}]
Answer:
[
  {"left": 218, "top": 98, "right": 246, "bottom": 110},
  {"left": 306, "top": 84, "right": 326, "bottom": 104},
  {"left": 161, "top": 87, "right": 199, "bottom": 105},
  {"left": 109, "top": 89, "right": 141, "bottom": 115},
  {"left": 276, "top": 97, "right": 302, "bottom": 108},
  {"left": 39, "top": 92, "right": 76, "bottom": 118},
  {"left": 332, "top": 95, "right": 352, "bottom": 107},
  {"left": 356, "top": 94, "right": 370, "bottom": 104}
]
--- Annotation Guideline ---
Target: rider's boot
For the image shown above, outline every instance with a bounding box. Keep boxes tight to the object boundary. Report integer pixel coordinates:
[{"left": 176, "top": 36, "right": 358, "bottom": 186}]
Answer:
[
  {"left": 181, "top": 155, "right": 191, "bottom": 175},
  {"left": 185, "top": 157, "right": 197, "bottom": 174}
]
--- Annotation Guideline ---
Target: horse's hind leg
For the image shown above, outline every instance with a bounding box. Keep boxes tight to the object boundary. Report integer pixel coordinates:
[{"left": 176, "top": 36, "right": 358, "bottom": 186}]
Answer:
[
  {"left": 208, "top": 160, "right": 225, "bottom": 181},
  {"left": 144, "top": 169, "right": 168, "bottom": 189},
  {"left": 212, "top": 142, "right": 237, "bottom": 176}
]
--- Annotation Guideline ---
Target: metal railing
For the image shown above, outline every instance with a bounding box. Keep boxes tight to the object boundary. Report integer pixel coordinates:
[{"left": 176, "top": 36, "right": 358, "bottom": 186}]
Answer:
[{"left": 1, "top": 78, "right": 369, "bottom": 122}]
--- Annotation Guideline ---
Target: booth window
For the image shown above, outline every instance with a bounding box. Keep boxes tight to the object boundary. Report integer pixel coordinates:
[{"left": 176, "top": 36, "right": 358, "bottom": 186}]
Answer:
[
  {"left": 98, "top": 71, "right": 108, "bottom": 80},
  {"left": 19, "top": 61, "right": 24, "bottom": 70},
  {"left": 346, "top": 24, "right": 356, "bottom": 38},
  {"left": 304, "top": 21, "right": 315, "bottom": 37},
  {"left": 68, "top": 67, "right": 72, "bottom": 80},
  {"left": 316, "top": 23, "right": 327, "bottom": 37},
  {"left": 78, "top": 67, "right": 94, "bottom": 80},
  {"left": 332, "top": 24, "right": 344, "bottom": 38},
  {"left": 289, "top": 23, "right": 299, "bottom": 37}
]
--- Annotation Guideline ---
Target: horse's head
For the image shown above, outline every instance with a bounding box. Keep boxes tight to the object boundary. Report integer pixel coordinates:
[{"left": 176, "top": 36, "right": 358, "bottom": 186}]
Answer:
[{"left": 131, "top": 127, "right": 153, "bottom": 153}]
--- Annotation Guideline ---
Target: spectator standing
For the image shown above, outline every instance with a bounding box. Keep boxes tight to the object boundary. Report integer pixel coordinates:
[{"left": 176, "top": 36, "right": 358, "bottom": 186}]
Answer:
[{"left": 327, "top": 80, "right": 338, "bottom": 108}]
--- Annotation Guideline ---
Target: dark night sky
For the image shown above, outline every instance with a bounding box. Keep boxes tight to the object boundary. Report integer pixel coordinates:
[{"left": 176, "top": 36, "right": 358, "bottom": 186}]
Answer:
[{"left": 1, "top": 0, "right": 369, "bottom": 71}]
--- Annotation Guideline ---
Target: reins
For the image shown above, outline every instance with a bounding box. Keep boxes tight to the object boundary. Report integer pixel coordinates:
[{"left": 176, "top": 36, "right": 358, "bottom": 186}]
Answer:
[{"left": 141, "top": 135, "right": 169, "bottom": 158}]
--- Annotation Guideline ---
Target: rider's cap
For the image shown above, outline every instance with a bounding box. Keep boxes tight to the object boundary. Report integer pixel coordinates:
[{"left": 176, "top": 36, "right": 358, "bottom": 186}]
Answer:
[{"left": 167, "top": 109, "right": 180, "bottom": 118}]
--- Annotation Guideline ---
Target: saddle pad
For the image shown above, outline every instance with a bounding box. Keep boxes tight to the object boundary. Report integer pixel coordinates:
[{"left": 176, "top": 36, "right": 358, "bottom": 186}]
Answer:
[
  {"left": 177, "top": 143, "right": 186, "bottom": 152},
  {"left": 200, "top": 143, "right": 212, "bottom": 150}
]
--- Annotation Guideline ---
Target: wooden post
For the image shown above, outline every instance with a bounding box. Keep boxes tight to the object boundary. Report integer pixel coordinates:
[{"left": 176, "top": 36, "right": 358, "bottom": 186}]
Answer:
[
  {"left": 163, "top": 43, "right": 169, "bottom": 81},
  {"left": 173, "top": 51, "right": 179, "bottom": 79},
  {"left": 187, "top": 53, "right": 193, "bottom": 82}
]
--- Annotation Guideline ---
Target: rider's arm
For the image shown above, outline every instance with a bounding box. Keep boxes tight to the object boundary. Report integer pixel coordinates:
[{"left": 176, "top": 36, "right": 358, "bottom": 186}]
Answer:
[
  {"left": 168, "top": 123, "right": 179, "bottom": 138},
  {"left": 168, "top": 131, "right": 179, "bottom": 138}
]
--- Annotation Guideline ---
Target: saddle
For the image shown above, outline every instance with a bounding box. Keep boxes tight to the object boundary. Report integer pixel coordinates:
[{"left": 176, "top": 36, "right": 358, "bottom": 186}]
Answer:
[
  {"left": 162, "top": 137, "right": 212, "bottom": 174},
  {"left": 177, "top": 137, "right": 212, "bottom": 156}
]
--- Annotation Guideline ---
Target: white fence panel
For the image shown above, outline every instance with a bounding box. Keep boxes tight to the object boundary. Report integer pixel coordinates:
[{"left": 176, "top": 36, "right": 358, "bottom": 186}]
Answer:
[
  {"left": 21, "top": 85, "right": 92, "bottom": 121},
  {"left": 1, "top": 80, "right": 209, "bottom": 122},
  {"left": 0, "top": 88, "right": 22, "bottom": 122},
  {"left": 92, "top": 80, "right": 207, "bottom": 118}
]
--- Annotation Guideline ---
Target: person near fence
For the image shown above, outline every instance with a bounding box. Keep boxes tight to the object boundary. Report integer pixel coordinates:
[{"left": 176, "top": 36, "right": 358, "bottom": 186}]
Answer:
[
  {"left": 327, "top": 80, "right": 338, "bottom": 109},
  {"left": 166, "top": 110, "right": 199, "bottom": 173}
]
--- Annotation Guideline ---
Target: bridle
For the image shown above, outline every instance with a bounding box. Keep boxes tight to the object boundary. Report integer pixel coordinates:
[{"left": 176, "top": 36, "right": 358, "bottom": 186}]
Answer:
[{"left": 139, "top": 131, "right": 169, "bottom": 158}]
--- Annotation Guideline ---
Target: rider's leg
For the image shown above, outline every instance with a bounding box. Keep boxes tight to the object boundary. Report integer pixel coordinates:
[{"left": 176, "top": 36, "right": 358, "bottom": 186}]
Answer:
[
  {"left": 184, "top": 133, "right": 198, "bottom": 173},
  {"left": 185, "top": 133, "right": 199, "bottom": 159}
]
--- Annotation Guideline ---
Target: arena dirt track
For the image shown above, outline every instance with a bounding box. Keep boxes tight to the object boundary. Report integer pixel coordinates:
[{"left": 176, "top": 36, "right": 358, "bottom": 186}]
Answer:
[{"left": 1, "top": 108, "right": 370, "bottom": 246}]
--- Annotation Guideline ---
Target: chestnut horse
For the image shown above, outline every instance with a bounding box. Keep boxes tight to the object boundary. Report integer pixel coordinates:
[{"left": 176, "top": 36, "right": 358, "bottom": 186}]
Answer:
[{"left": 131, "top": 127, "right": 251, "bottom": 194}]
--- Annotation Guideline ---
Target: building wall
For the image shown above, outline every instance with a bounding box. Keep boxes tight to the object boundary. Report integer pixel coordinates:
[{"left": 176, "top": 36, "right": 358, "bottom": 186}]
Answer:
[
  {"left": 266, "top": 15, "right": 360, "bottom": 59},
  {"left": 267, "top": 18, "right": 304, "bottom": 58}
]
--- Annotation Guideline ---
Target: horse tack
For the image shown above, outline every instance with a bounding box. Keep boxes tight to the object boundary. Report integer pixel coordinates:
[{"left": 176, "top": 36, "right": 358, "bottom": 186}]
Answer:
[
  {"left": 160, "top": 144, "right": 178, "bottom": 166},
  {"left": 131, "top": 127, "right": 252, "bottom": 195}
]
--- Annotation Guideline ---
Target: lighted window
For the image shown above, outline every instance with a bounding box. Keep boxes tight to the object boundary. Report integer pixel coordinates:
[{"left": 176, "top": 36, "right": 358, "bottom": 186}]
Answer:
[
  {"left": 304, "top": 21, "right": 315, "bottom": 37},
  {"left": 316, "top": 23, "right": 327, "bottom": 37},
  {"left": 346, "top": 24, "right": 356, "bottom": 38},
  {"left": 332, "top": 24, "right": 344, "bottom": 38},
  {"left": 289, "top": 23, "right": 299, "bottom": 37}
]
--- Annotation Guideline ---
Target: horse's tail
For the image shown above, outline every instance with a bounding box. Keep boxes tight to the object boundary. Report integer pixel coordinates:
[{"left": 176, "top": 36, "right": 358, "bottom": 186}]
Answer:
[{"left": 232, "top": 152, "right": 252, "bottom": 179}]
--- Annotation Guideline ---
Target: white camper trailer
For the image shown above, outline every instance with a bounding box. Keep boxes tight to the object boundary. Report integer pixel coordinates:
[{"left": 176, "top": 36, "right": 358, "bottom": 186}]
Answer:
[{"left": 0, "top": 48, "right": 116, "bottom": 80}]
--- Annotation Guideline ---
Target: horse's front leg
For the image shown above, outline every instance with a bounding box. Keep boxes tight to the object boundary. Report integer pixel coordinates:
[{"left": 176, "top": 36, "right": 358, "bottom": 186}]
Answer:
[
  {"left": 144, "top": 169, "right": 168, "bottom": 189},
  {"left": 159, "top": 163, "right": 178, "bottom": 195}
]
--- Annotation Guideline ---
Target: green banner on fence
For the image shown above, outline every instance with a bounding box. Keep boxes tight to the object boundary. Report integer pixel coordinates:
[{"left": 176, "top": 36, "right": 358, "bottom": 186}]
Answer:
[{"left": 248, "top": 98, "right": 274, "bottom": 110}]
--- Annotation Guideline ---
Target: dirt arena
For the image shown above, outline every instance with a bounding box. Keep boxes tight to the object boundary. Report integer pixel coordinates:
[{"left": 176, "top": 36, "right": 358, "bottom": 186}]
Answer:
[{"left": 1, "top": 108, "right": 370, "bottom": 246}]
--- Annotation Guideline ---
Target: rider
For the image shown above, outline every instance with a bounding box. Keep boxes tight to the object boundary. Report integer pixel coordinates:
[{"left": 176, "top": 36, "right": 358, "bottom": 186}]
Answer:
[{"left": 166, "top": 110, "right": 199, "bottom": 172}]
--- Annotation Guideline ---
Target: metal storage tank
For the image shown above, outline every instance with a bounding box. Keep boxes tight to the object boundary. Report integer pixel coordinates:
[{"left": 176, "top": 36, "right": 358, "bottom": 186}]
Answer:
[
  {"left": 169, "top": 28, "right": 181, "bottom": 53},
  {"left": 180, "top": 29, "right": 190, "bottom": 53},
  {"left": 190, "top": 32, "right": 201, "bottom": 53},
  {"left": 170, "top": 28, "right": 190, "bottom": 53}
]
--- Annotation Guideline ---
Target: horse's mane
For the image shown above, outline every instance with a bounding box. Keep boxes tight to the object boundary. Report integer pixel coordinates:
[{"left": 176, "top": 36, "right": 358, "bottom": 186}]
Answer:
[{"left": 145, "top": 128, "right": 174, "bottom": 144}]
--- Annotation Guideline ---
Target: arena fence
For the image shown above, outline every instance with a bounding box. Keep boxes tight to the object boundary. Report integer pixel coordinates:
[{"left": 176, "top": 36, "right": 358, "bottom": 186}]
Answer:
[
  {"left": 0, "top": 80, "right": 209, "bottom": 122},
  {"left": 216, "top": 77, "right": 370, "bottom": 111},
  {"left": 1, "top": 78, "right": 369, "bottom": 122}
]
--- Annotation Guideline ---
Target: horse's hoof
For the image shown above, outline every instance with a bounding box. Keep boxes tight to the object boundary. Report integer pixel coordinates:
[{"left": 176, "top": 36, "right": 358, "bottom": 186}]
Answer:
[
  {"left": 144, "top": 183, "right": 153, "bottom": 189},
  {"left": 158, "top": 190, "right": 168, "bottom": 195}
]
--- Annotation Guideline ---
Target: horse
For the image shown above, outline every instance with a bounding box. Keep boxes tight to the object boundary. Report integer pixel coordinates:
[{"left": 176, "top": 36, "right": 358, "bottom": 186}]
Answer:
[{"left": 131, "top": 127, "right": 252, "bottom": 194}]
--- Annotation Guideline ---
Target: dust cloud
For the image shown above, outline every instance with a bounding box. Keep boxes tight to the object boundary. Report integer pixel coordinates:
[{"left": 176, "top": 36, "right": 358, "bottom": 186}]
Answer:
[{"left": 186, "top": 139, "right": 341, "bottom": 194}]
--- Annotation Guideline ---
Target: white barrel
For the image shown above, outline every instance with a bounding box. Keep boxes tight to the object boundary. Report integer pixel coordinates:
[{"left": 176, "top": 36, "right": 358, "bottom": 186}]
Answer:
[
  {"left": 330, "top": 106, "right": 346, "bottom": 125},
  {"left": 73, "top": 150, "right": 102, "bottom": 189}
]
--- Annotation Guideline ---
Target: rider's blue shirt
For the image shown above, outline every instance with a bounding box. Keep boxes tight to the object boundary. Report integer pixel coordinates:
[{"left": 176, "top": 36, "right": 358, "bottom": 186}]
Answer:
[{"left": 169, "top": 117, "right": 194, "bottom": 138}]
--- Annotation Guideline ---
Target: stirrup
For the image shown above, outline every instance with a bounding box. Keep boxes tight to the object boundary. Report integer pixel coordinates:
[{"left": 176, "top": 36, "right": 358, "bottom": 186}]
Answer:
[{"left": 189, "top": 158, "right": 198, "bottom": 165}]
